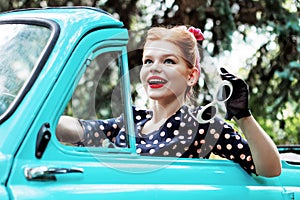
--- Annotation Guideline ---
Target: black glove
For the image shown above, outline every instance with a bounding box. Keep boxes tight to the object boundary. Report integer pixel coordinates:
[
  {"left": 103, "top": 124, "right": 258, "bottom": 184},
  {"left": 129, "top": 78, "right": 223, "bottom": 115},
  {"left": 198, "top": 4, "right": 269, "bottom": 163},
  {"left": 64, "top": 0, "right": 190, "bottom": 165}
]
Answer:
[{"left": 219, "top": 67, "right": 251, "bottom": 120}]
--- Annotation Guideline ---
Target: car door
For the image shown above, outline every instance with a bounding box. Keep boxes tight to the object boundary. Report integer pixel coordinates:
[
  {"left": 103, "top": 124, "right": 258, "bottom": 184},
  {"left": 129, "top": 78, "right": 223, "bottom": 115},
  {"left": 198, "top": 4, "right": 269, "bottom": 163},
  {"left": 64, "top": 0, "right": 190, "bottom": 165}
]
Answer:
[{"left": 6, "top": 28, "right": 288, "bottom": 200}]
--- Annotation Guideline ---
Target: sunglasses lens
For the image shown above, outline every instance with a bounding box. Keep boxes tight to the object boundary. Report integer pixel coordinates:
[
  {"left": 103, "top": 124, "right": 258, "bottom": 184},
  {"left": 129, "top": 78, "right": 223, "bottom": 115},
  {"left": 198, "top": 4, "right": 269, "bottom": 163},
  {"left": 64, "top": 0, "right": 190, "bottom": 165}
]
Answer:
[
  {"left": 201, "top": 105, "right": 217, "bottom": 121},
  {"left": 216, "top": 84, "right": 232, "bottom": 102}
]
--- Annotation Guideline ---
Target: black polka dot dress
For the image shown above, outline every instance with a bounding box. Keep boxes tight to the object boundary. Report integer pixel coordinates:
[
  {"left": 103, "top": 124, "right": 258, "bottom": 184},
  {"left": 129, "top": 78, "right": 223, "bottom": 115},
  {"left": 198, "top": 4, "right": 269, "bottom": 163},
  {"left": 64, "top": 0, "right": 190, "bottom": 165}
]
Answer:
[{"left": 78, "top": 105, "right": 256, "bottom": 174}]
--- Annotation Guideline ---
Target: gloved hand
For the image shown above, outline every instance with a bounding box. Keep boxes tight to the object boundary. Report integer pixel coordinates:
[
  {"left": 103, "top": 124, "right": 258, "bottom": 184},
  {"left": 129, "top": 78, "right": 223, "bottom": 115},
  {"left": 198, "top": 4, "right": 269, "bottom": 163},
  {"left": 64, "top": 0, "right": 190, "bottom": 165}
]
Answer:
[{"left": 219, "top": 67, "right": 251, "bottom": 120}]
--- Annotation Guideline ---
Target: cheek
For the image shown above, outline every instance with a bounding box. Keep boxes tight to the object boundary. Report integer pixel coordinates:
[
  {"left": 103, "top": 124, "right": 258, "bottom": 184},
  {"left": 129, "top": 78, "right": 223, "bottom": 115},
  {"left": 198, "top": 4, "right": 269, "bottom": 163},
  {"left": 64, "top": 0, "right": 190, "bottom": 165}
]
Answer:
[
  {"left": 166, "top": 69, "right": 189, "bottom": 92},
  {"left": 168, "top": 68, "right": 189, "bottom": 84}
]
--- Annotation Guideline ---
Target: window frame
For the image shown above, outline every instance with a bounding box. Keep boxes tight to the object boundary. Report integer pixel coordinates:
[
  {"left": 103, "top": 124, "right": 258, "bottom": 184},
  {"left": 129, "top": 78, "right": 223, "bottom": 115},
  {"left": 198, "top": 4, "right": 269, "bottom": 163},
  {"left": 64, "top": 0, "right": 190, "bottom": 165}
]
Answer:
[{"left": 59, "top": 45, "right": 136, "bottom": 155}]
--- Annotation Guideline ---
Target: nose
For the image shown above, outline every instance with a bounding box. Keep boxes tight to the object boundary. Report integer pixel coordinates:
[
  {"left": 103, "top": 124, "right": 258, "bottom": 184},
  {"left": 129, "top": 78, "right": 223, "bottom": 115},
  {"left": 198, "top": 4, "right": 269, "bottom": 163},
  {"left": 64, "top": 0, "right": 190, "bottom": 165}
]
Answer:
[{"left": 149, "top": 61, "right": 162, "bottom": 73}]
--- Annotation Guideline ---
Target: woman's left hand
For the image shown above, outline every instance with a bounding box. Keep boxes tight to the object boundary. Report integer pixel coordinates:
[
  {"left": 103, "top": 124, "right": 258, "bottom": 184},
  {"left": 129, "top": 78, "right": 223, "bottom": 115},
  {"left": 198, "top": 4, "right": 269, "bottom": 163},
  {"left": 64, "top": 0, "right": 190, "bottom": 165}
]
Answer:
[{"left": 219, "top": 67, "right": 251, "bottom": 120}]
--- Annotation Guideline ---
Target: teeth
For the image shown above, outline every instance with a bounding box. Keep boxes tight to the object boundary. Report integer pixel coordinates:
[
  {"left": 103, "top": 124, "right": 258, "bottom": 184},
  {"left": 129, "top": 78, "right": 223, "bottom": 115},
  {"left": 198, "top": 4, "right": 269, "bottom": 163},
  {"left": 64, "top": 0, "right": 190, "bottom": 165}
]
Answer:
[{"left": 148, "top": 79, "right": 166, "bottom": 84}]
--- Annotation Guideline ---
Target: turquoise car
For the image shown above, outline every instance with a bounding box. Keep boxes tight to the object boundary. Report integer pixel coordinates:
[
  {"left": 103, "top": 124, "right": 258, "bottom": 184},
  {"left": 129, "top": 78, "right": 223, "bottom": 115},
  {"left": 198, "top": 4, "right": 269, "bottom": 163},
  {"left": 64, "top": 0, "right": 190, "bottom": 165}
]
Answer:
[{"left": 0, "top": 7, "right": 299, "bottom": 200}]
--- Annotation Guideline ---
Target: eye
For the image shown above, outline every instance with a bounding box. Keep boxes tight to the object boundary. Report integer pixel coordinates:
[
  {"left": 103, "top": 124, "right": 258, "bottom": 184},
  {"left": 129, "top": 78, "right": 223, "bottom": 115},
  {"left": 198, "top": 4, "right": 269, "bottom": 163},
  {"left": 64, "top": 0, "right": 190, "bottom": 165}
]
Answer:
[
  {"left": 164, "top": 58, "right": 175, "bottom": 64},
  {"left": 143, "top": 59, "right": 153, "bottom": 65}
]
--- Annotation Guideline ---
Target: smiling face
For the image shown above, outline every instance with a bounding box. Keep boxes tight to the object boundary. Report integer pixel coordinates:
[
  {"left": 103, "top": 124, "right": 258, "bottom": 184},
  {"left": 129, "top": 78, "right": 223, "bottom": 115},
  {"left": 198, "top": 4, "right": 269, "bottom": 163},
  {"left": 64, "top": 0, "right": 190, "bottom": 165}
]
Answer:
[{"left": 140, "top": 40, "right": 197, "bottom": 105}]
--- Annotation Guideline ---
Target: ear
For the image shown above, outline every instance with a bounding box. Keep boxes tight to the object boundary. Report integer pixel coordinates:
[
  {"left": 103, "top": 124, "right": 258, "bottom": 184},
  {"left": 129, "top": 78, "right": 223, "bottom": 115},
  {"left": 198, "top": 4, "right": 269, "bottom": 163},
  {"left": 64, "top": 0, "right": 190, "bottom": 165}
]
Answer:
[{"left": 187, "top": 68, "right": 199, "bottom": 86}]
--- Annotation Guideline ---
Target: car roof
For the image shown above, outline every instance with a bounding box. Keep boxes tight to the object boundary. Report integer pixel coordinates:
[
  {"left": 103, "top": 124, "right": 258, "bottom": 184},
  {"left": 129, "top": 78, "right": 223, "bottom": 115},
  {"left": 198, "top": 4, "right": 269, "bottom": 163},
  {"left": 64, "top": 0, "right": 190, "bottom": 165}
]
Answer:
[{"left": 0, "top": 6, "right": 124, "bottom": 29}]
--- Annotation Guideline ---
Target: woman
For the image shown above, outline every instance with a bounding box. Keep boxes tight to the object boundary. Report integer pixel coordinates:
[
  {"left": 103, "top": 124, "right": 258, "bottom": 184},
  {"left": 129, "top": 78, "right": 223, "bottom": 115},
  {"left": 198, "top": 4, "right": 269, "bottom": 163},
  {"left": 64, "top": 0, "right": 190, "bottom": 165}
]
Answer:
[{"left": 56, "top": 26, "right": 281, "bottom": 177}]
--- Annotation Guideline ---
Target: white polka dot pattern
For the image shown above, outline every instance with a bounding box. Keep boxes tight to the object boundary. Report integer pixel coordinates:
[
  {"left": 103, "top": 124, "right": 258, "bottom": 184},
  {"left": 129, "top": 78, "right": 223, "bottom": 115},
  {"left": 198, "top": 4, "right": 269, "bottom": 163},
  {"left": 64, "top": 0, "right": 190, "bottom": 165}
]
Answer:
[{"left": 78, "top": 105, "right": 256, "bottom": 174}]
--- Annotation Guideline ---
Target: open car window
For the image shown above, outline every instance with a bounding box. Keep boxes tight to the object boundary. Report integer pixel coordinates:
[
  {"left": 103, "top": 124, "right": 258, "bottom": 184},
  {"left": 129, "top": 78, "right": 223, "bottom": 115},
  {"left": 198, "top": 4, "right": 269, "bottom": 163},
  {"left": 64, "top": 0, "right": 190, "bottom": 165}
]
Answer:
[
  {"left": 69, "top": 51, "right": 123, "bottom": 120},
  {"left": 60, "top": 50, "right": 129, "bottom": 150}
]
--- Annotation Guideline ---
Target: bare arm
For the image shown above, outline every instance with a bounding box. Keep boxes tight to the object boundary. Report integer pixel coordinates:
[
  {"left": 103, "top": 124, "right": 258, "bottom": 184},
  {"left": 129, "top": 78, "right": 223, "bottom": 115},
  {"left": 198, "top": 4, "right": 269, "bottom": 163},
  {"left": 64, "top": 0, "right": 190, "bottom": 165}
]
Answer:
[
  {"left": 56, "top": 116, "right": 84, "bottom": 144},
  {"left": 236, "top": 116, "right": 281, "bottom": 177}
]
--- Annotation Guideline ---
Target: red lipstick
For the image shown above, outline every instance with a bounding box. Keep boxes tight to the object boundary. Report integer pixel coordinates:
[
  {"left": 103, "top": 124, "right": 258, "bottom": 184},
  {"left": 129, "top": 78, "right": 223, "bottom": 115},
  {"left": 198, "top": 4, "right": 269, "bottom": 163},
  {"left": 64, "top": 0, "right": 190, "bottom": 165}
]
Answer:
[{"left": 147, "top": 76, "right": 167, "bottom": 89}]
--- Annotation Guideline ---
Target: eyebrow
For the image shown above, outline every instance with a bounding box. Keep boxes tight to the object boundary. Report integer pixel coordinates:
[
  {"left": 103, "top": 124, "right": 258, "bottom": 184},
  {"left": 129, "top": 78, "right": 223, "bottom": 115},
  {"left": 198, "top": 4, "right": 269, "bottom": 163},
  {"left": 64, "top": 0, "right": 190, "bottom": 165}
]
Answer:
[{"left": 162, "top": 54, "right": 178, "bottom": 58}]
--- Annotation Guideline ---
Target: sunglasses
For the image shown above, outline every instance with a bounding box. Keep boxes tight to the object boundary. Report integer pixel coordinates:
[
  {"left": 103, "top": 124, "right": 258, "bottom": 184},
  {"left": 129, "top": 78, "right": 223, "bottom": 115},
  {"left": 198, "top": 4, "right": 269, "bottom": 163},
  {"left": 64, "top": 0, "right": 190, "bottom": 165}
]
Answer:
[{"left": 189, "top": 80, "right": 233, "bottom": 124}]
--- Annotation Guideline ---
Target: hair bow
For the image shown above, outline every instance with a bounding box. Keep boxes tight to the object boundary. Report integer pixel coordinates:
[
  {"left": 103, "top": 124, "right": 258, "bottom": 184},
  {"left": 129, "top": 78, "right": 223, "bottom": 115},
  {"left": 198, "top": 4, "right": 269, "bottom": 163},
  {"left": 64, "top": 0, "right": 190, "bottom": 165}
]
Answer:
[{"left": 188, "top": 27, "right": 204, "bottom": 41}]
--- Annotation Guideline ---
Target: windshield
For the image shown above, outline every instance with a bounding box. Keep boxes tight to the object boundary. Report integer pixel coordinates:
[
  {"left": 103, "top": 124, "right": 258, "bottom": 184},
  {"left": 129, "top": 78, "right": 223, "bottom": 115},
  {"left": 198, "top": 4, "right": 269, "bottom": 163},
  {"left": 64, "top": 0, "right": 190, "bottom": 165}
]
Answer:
[{"left": 0, "top": 23, "right": 51, "bottom": 116}]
